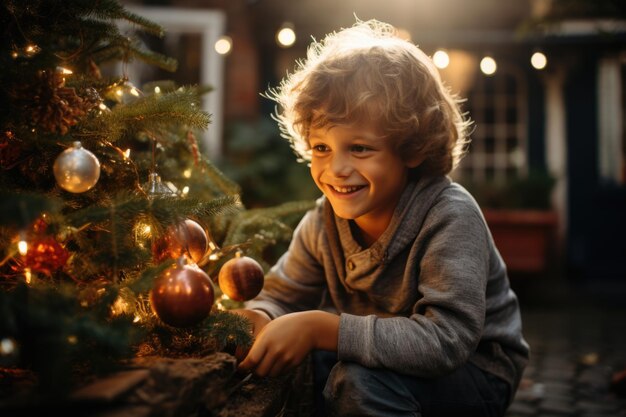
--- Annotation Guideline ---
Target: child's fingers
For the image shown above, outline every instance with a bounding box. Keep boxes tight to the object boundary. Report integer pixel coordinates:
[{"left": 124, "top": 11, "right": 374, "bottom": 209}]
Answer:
[{"left": 237, "top": 341, "right": 265, "bottom": 373}]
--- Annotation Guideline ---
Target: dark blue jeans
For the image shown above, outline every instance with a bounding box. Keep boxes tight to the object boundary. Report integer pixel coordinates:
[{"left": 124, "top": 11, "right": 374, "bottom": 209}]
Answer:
[{"left": 313, "top": 350, "right": 510, "bottom": 417}]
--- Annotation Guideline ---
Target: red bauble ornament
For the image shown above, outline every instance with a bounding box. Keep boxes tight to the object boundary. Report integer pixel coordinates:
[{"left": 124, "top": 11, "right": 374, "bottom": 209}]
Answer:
[
  {"left": 149, "top": 257, "right": 215, "bottom": 327},
  {"left": 218, "top": 252, "right": 264, "bottom": 301},
  {"left": 24, "top": 236, "right": 69, "bottom": 275},
  {"left": 152, "top": 219, "right": 208, "bottom": 264}
]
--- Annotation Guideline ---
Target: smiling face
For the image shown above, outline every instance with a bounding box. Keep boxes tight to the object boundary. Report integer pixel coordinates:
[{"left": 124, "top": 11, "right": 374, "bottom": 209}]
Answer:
[{"left": 309, "top": 124, "right": 418, "bottom": 245}]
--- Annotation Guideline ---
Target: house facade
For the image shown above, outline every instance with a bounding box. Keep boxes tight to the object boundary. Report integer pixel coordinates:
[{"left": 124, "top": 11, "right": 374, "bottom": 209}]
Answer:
[{"left": 126, "top": 0, "right": 626, "bottom": 281}]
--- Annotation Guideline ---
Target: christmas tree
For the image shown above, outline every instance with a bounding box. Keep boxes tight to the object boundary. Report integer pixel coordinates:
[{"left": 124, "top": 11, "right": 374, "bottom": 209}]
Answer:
[{"left": 0, "top": 0, "right": 313, "bottom": 406}]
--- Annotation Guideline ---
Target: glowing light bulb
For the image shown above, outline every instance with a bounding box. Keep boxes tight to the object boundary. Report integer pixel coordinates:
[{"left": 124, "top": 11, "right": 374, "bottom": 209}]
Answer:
[
  {"left": 480, "top": 56, "right": 497, "bottom": 75},
  {"left": 215, "top": 36, "right": 233, "bottom": 55},
  {"left": 433, "top": 50, "right": 450, "bottom": 69},
  {"left": 0, "top": 338, "right": 17, "bottom": 355},
  {"left": 531, "top": 52, "right": 547, "bottom": 70},
  {"left": 277, "top": 24, "right": 296, "bottom": 48},
  {"left": 18, "top": 240, "right": 28, "bottom": 255},
  {"left": 57, "top": 67, "right": 73, "bottom": 75}
]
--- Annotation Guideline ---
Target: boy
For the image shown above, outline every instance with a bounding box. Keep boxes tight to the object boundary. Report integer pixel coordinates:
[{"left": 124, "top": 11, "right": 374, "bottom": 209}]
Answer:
[{"left": 234, "top": 19, "right": 529, "bottom": 417}]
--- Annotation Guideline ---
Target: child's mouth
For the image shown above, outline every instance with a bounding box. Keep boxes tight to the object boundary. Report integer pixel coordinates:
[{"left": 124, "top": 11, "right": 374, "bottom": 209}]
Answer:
[{"left": 330, "top": 185, "right": 366, "bottom": 194}]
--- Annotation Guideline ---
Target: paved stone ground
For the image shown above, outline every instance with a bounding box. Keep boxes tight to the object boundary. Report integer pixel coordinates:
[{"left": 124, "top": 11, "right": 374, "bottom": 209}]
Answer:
[{"left": 505, "top": 276, "right": 626, "bottom": 417}]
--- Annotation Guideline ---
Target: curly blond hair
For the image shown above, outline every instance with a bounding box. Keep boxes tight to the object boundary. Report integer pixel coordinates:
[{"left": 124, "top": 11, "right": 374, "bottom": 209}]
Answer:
[{"left": 266, "top": 19, "right": 471, "bottom": 176}]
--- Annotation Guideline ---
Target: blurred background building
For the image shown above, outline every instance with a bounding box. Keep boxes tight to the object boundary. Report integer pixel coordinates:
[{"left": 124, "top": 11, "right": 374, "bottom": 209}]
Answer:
[{"left": 120, "top": 0, "right": 626, "bottom": 283}]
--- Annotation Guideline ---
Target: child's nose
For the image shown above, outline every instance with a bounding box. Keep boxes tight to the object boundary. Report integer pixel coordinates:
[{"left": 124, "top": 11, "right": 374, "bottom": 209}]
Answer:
[{"left": 329, "top": 152, "right": 352, "bottom": 177}]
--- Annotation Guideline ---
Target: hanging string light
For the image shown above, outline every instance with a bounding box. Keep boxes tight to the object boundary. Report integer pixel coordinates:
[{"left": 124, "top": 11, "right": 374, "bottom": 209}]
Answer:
[
  {"left": 480, "top": 56, "right": 497, "bottom": 75},
  {"left": 276, "top": 22, "right": 296, "bottom": 48},
  {"left": 215, "top": 35, "right": 233, "bottom": 55},
  {"left": 531, "top": 51, "right": 548, "bottom": 70},
  {"left": 433, "top": 50, "right": 450, "bottom": 69}
]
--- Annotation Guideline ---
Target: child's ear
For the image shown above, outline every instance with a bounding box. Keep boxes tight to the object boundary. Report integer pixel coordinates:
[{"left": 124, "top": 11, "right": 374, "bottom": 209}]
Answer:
[{"left": 405, "top": 154, "right": 425, "bottom": 169}]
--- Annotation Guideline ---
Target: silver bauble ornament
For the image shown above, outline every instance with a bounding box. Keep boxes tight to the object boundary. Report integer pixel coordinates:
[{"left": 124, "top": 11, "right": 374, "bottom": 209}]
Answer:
[{"left": 53, "top": 141, "right": 101, "bottom": 193}]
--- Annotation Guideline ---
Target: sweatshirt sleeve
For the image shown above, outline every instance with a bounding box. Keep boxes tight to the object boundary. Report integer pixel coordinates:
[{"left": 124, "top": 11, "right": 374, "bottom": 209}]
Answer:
[
  {"left": 337, "top": 194, "right": 490, "bottom": 377},
  {"left": 245, "top": 206, "right": 327, "bottom": 319}
]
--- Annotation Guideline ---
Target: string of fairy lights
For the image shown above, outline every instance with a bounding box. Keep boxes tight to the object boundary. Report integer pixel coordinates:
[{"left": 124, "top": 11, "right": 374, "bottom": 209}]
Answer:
[{"left": 213, "top": 22, "right": 550, "bottom": 74}]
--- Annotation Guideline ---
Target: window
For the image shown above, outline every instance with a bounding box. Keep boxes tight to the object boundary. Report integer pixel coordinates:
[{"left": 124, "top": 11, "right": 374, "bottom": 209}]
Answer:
[
  {"left": 597, "top": 53, "right": 626, "bottom": 185},
  {"left": 457, "top": 67, "right": 528, "bottom": 182},
  {"left": 117, "top": 6, "right": 227, "bottom": 158}
]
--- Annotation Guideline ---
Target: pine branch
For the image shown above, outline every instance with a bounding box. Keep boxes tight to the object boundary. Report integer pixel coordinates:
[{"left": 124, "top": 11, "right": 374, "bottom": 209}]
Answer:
[
  {"left": 97, "top": 88, "right": 210, "bottom": 142},
  {"left": 221, "top": 200, "right": 315, "bottom": 266}
]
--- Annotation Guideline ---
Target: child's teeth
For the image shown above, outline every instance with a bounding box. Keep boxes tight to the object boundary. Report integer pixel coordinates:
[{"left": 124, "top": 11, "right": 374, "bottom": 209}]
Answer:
[{"left": 334, "top": 186, "right": 360, "bottom": 193}]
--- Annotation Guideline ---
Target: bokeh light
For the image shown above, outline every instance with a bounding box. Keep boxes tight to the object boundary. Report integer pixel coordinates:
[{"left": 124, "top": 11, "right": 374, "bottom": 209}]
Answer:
[
  {"left": 277, "top": 23, "right": 296, "bottom": 47},
  {"left": 531, "top": 51, "right": 547, "bottom": 70},
  {"left": 433, "top": 50, "right": 450, "bottom": 69},
  {"left": 480, "top": 56, "right": 497, "bottom": 75},
  {"left": 215, "top": 35, "right": 233, "bottom": 55}
]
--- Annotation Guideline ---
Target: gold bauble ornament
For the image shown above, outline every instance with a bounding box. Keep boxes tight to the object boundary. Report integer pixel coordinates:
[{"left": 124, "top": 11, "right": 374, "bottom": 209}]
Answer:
[
  {"left": 149, "top": 257, "right": 215, "bottom": 328},
  {"left": 53, "top": 141, "right": 100, "bottom": 193},
  {"left": 218, "top": 252, "right": 264, "bottom": 302}
]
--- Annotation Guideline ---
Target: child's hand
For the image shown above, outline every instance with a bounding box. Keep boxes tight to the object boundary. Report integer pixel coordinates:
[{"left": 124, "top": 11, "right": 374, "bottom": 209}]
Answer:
[
  {"left": 230, "top": 309, "right": 271, "bottom": 361},
  {"left": 238, "top": 311, "right": 339, "bottom": 378}
]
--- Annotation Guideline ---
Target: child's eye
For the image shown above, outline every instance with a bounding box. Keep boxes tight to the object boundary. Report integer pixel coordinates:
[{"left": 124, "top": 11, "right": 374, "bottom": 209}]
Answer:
[
  {"left": 312, "top": 144, "right": 328, "bottom": 152},
  {"left": 350, "top": 145, "right": 370, "bottom": 153}
]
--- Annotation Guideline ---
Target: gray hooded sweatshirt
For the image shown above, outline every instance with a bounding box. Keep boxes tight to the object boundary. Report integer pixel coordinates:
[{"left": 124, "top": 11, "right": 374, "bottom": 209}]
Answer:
[{"left": 246, "top": 175, "right": 529, "bottom": 398}]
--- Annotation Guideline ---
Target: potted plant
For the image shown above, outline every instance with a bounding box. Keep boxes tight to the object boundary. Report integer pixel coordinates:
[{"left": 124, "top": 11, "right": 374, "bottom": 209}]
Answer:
[{"left": 462, "top": 170, "right": 558, "bottom": 274}]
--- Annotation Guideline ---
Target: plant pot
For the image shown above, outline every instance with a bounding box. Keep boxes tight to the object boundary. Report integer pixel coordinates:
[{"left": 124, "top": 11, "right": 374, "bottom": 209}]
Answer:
[{"left": 483, "top": 209, "right": 558, "bottom": 273}]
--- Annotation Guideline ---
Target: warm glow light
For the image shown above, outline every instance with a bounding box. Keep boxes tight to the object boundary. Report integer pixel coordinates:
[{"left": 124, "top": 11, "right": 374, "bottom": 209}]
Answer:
[
  {"left": 0, "top": 338, "right": 16, "bottom": 355},
  {"left": 183, "top": 168, "right": 192, "bottom": 178},
  {"left": 129, "top": 86, "right": 140, "bottom": 97},
  {"left": 480, "top": 56, "right": 497, "bottom": 75},
  {"left": 277, "top": 24, "right": 296, "bottom": 47},
  {"left": 24, "top": 44, "right": 40, "bottom": 57},
  {"left": 58, "top": 66, "right": 73, "bottom": 75},
  {"left": 123, "top": 148, "right": 131, "bottom": 159},
  {"left": 182, "top": 186, "right": 190, "bottom": 195},
  {"left": 433, "top": 50, "right": 450, "bottom": 69},
  {"left": 215, "top": 36, "right": 233, "bottom": 55},
  {"left": 18, "top": 240, "right": 28, "bottom": 255},
  {"left": 531, "top": 52, "right": 547, "bottom": 70},
  {"left": 133, "top": 221, "right": 153, "bottom": 247},
  {"left": 111, "top": 296, "right": 130, "bottom": 316},
  {"left": 154, "top": 86, "right": 161, "bottom": 94}
]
